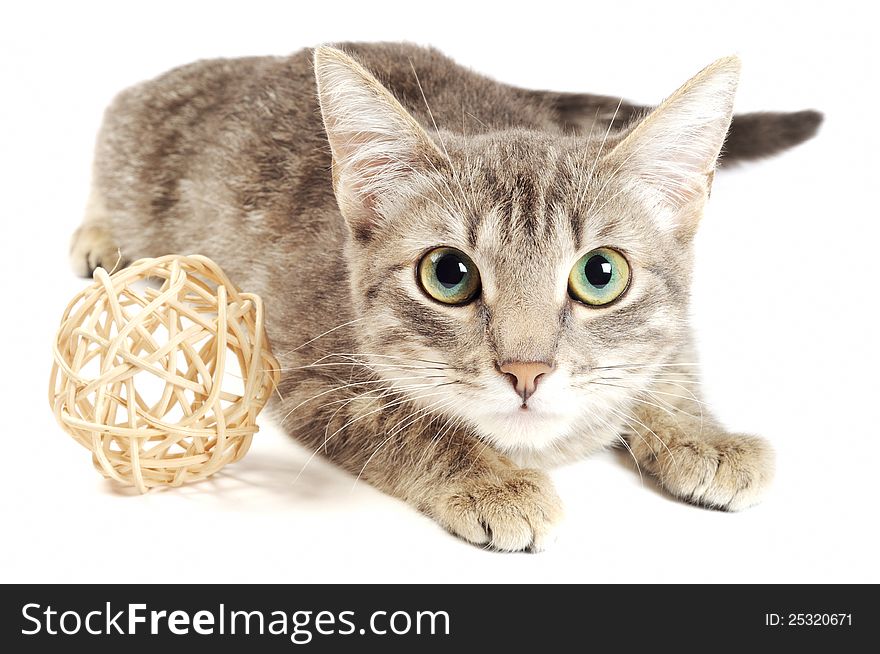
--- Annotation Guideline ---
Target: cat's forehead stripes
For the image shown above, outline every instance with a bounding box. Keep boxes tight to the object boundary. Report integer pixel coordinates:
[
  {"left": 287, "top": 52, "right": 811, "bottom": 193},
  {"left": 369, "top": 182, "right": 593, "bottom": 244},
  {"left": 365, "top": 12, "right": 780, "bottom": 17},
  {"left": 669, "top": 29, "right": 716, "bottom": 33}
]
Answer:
[{"left": 452, "top": 140, "right": 578, "bottom": 254}]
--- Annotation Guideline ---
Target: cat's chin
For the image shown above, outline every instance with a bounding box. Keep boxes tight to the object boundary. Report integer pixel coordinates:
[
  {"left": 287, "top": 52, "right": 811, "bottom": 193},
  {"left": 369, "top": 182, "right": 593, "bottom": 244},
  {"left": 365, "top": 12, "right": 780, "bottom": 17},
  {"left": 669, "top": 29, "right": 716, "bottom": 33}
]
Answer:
[{"left": 468, "top": 407, "right": 578, "bottom": 452}]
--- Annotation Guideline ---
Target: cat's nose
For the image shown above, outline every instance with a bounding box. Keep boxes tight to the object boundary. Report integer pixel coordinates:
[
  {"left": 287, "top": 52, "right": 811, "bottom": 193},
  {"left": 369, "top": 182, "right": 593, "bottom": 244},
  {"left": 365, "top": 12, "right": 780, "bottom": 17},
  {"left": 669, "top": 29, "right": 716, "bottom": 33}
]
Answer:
[{"left": 498, "top": 361, "right": 554, "bottom": 403}]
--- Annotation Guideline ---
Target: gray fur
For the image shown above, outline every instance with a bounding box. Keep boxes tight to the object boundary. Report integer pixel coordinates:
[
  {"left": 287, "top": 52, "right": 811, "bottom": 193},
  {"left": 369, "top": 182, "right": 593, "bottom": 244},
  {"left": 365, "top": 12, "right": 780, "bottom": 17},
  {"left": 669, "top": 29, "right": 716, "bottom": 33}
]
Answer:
[{"left": 71, "top": 43, "right": 816, "bottom": 550}]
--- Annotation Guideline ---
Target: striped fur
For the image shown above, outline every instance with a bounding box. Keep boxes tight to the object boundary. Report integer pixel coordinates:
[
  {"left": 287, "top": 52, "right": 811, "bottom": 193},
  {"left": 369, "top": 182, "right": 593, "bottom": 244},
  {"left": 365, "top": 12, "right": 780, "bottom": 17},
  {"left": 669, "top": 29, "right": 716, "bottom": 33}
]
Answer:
[{"left": 69, "top": 43, "right": 808, "bottom": 550}]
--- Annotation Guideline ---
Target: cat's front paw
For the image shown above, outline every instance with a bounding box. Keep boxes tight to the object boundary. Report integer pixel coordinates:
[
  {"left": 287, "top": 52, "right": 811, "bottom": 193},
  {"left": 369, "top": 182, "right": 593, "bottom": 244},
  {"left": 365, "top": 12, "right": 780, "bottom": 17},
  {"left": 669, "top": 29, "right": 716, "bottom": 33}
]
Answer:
[
  {"left": 430, "top": 468, "right": 563, "bottom": 552},
  {"left": 70, "top": 224, "right": 123, "bottom": 277},
  {"left": 654, "top": 433, "right": 774, "bottom": 511}
]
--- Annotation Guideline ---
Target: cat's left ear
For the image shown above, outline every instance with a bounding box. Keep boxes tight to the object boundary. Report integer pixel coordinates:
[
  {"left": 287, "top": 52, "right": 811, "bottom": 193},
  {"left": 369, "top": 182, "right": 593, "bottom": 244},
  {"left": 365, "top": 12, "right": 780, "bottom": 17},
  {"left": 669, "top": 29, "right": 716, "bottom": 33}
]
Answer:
[
  {"left": 605, "top": 56, "right": 740, "bottom": 234},
  {"left": 314, "top": 46, "right": 443, "bottom": 240}
]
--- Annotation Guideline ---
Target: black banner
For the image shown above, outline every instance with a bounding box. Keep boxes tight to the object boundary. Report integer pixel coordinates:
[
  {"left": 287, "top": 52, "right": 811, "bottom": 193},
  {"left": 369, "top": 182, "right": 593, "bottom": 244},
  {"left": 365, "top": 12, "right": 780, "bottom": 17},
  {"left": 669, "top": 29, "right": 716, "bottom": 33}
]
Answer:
[{"left": 0, "top": 584, "right": 872, "bottom": 651}]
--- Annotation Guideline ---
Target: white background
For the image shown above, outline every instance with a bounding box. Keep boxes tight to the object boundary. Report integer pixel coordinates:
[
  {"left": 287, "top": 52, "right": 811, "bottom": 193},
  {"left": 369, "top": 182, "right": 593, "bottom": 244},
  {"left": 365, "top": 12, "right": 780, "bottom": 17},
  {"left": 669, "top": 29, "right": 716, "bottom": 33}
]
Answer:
[{"left": 1, "top": 0, "right": 877, "bottom": 583}]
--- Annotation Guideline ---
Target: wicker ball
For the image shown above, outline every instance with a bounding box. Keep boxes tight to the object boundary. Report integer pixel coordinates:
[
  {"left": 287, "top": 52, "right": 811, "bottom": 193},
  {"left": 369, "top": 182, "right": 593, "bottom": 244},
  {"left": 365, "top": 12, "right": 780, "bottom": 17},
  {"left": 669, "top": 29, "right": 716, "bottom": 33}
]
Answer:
[{"left": 49, "top": 254, "right": 280, "bottom": 492}]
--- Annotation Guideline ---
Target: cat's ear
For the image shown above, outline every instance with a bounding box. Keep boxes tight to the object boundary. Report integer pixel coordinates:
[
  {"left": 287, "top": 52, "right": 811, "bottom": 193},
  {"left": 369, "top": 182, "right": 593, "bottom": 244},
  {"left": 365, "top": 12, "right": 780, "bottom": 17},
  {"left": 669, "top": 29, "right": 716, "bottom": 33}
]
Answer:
[
  {"left": 605, "top": 56, "right": 740, "bottom": 233},
  {"left": 313, "top": 46, "right": 442, "bottom": 239}
]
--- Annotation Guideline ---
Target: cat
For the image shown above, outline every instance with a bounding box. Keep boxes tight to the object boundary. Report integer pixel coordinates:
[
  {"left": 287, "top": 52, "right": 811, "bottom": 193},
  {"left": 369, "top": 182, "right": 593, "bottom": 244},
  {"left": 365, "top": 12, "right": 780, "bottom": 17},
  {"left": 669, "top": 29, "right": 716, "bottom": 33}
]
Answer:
[{"left": 71, "top": 42, "right": 821, "bottom": 551}]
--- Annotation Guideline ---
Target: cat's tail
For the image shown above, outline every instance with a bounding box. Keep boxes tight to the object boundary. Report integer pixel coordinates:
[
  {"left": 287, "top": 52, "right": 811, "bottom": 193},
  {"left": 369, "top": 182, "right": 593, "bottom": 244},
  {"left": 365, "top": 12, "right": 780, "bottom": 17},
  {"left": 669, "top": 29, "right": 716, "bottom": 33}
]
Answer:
[
  {"left": 533, "top": 90, "right": 823, "bottom": 165},
  {"left": 721, "top": 110, "right": 823, "bottom": 164}
]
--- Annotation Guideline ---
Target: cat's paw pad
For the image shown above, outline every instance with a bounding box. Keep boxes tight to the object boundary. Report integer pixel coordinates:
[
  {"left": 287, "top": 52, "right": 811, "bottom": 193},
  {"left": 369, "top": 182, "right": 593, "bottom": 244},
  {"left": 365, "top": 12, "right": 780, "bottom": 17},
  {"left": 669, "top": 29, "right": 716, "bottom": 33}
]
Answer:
[
  {"left": 432, "top": 468, "right": 563, "bottom": 552},
  {"left": 658, "top": 434, "right": 774, "bottom": 511},
  {"left": 70, "top": 225, "right": 124, "bottom": 277}
]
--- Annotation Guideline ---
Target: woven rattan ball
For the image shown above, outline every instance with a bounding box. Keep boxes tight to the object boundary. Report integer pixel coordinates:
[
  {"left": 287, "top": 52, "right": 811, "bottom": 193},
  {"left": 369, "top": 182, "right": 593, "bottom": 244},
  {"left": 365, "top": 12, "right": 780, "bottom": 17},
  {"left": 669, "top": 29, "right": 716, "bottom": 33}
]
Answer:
[{"left": 49, "top": 254, "right": 280, "bottom": 493}]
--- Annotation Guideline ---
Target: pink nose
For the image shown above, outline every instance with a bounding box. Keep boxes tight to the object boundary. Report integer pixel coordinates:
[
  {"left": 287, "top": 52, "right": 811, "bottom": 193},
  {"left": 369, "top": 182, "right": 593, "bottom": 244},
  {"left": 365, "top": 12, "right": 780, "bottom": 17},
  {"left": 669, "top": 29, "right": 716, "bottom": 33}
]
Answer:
[{"left": 499, "top": 361, "right": 553, "bottom": 403}]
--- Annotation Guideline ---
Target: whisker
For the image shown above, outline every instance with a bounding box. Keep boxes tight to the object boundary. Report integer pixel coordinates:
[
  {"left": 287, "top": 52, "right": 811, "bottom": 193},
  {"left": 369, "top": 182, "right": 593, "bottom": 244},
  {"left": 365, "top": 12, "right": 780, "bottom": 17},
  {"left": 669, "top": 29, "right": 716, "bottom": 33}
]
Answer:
[
  {"left": 292, "top": 386, "right": 455, "bottom": 486},
  {"left": 285, "top": 317, "right": 367, "bottom": 354},
  {"left": 615, "top": 433, "right": 643, "bottom": 484},
  {"left": 592, "top": 362, "right": 702, "bottom": 370},
  {"left": 577, "top": 98, "right": 623, "bottom": 209},
  {"left": 279, "top": 376, "right": 447, "bottom": 423},
  {"left": 641, "top": 386, "right": 707, "bottom": 407},
  {"left": 573, "top": 106, "right": 602, "bottom": 207},
  {"left": 351, "top": 397, "right": 456, "bottom": 490},
  {"left": 281, "top": 383, "right": 427, "bottom": 434},
  {"left": 606, "top": 404, "right": 676, "bottom": 465},
  {"left": 266, "top": 362, "right": 453, "bottom": 373},
  {"left": 625, "top": 393, "right": 694, "bottom": 426},
  {"left": 308, "top": 351, "right": 450, "bottom": 366},
  {"left": 587, "top": 403, "right": 645, "bottom": 482},
  {"left": 588, "top": 379, "right": 704, "bottom": 422},
  {"left": 643, "top": 388, "right": 704, "bottom": 439},
  {"left": 409, "top": 60, "right": 472, "bottom": 216},
  {"left": 598, "top": 374, "right": 703, "bottom": 386}
]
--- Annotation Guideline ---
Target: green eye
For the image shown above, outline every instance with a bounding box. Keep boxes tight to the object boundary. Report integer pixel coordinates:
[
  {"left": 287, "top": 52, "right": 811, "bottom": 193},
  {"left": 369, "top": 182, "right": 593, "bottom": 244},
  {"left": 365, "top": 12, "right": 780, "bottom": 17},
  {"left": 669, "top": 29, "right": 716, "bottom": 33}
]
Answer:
[
  {"left": 417, "top": 247, "right": 481, "bottom": 305},
  {"left": 568, "top": 247, "right": 630, "bottom": 306}
]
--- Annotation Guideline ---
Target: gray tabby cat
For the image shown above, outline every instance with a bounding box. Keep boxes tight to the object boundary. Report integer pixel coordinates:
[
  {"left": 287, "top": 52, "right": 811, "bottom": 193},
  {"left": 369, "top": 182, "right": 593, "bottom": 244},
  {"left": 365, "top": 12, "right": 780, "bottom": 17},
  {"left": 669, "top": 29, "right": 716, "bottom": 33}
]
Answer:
[{"left": 71, "top": 43, "right": 820, "bottom": 551}]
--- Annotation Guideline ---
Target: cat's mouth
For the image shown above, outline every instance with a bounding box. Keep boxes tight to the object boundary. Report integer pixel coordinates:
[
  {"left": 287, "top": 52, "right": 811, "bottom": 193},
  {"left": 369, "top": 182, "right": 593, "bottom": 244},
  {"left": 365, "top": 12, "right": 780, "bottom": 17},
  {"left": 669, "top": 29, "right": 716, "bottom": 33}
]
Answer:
[
  {"left": 502, "top": 403, "right": 562, "bottom": 419},
  {"left": 426, "top": 367, "right": 583, "bottom": 450},
  {"left": 517, "top": 397, "right": 548, "bottom": 412},
  {"left": 490, "top": 392, "right": 572, "bottom": 422},
  {"left": 469, "top": 402, "right": 579, "bottom": 451}
]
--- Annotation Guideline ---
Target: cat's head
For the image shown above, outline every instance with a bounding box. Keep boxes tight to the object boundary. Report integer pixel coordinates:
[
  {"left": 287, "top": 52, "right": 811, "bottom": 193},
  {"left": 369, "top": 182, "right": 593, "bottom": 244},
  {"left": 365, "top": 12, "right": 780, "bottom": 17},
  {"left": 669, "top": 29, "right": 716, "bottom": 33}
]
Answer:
[{"left": 313, "top": 46, "right": 738, "bottom": 458}]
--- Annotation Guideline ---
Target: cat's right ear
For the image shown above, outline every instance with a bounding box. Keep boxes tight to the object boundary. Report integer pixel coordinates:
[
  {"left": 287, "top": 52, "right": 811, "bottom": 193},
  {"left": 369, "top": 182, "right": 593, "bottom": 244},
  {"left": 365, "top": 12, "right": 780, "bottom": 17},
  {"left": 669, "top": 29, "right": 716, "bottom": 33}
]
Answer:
[
  {"left": 314, "top": 46, "right": 442, "bottom": 240},
  {"left": 603, "top": 56, "right": 740, "bottom": 236}
]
